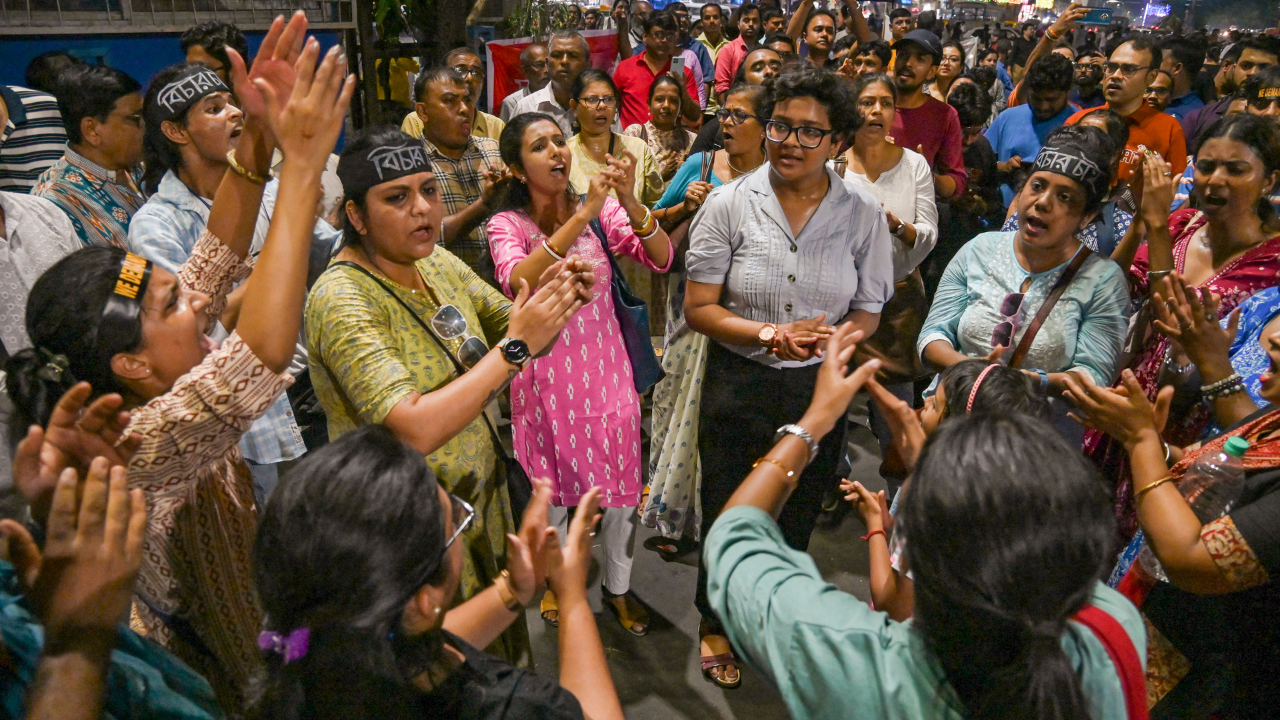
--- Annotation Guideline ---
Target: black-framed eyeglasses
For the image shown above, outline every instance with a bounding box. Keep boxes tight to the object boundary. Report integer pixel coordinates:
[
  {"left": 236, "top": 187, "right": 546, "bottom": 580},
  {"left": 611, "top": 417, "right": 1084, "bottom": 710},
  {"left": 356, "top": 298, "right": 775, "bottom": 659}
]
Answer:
[
  {"left": 716, "top": 108, "right": 758, "bottom": 125},
  {"left": 765, "top": 120, "right": 834, "bottom": 149},
  {"left": 579, "top": 94, "right": 618, "bottom": 108},
  {"left": 444, "top": 492, "right": 475, "bottom": 551},
  {"left": 431, "top": 304, "right": 490, "bottom": 369},
  {"left": 1103, "top": 61, "right": 1152, "bottom": 78}
]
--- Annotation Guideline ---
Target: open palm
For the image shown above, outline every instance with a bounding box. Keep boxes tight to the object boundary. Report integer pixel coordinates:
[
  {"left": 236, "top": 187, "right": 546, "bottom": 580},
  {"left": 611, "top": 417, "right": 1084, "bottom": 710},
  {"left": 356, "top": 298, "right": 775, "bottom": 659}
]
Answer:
[{"left": 227, "top": 11, "right": 309, "bottom": 124}]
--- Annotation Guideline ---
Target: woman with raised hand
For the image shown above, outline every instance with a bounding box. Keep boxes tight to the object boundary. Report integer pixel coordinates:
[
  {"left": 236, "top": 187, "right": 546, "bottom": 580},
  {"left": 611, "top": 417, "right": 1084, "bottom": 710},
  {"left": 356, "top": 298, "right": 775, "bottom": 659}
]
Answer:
[
  {"left": 250, "top": 425, "right": 624, "bottom": 720},
  {"left": 683, "top": 63, "right": 893, "bottom": 689},
  {"left": 567, "top": 69, "right": 664, "bottom": 206},
  {"left": 705, "top": 323, "right": 1145, "bottom": 720},
  {"left": 1083, "top": 113, "right": 1280, "bottom": 539},
  {"left": 304, "top": 125, "right": 595, "bottom": 665},
  {"left": 622, "top": 74, "right": 697, "bottom": 183},
  {"left": 2, "top": 15, "right": 352, "bottom": 711},
  {"left": 487, "top": 112, "right": 670, "bottom": 635}
]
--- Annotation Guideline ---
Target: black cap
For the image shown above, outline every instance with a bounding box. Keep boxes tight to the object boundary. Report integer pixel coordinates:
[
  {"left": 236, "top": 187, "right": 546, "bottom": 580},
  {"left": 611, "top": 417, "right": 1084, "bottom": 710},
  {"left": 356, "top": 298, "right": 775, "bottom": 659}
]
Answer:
[{"left": 892, "top": 29, "right": 942, "bottom": 61}]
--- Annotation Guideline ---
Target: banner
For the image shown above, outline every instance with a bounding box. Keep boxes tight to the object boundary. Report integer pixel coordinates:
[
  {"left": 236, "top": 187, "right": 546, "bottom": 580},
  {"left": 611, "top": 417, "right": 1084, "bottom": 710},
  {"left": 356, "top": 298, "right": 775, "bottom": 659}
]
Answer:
[{"left": 486, "top": 29, "right": 619, "bottom": 112}]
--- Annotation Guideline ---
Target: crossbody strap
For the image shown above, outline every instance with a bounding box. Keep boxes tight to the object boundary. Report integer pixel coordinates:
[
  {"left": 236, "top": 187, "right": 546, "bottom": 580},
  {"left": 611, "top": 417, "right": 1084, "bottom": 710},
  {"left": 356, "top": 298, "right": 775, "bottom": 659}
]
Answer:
[
  {"left": 699, "top": 151, "right": 714, "bottom": 183},
  {"left": 1071, "top": 605, "right": 1149, "bottom": 720},
  {"left": 1008, "top": 247, "right": 1092, "bottom": 369},
  {"left": 332, "top": 261, "right": 512, "bottom": 458}
]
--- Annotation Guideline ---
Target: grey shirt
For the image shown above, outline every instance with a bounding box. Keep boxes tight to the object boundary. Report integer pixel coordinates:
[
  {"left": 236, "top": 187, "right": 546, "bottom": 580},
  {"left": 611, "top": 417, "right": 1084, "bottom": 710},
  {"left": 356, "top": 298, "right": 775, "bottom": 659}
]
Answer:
[{"left": 685, "top": 163, "right": 894, "bottom": 368}]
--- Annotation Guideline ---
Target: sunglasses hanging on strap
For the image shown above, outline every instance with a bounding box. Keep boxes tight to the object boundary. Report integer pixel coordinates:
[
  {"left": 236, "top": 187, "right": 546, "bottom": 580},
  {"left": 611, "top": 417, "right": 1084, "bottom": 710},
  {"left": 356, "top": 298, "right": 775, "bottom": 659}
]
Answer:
[
  {"left": 333, "top": 261, "right": 534, "bottom": 517},
  {"left": 1004, "top": 247, "right": 1092, "bottom": 370}
]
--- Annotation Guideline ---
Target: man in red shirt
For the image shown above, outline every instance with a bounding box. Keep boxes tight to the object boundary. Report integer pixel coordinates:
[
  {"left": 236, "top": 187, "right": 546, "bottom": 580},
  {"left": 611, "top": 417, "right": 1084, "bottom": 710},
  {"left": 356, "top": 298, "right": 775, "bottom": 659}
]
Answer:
[
  {"left": 889, "top": 29, "right": 967, "bottom": 200},
  {"left": 1065, "top": 36, "right": 1187, "bottom": 183},
  {"left": 613, "top": 10, "right": 702, "bottom": 128},
  {"left": 713, "top": 3, "right": 762, "bottom": 102}
]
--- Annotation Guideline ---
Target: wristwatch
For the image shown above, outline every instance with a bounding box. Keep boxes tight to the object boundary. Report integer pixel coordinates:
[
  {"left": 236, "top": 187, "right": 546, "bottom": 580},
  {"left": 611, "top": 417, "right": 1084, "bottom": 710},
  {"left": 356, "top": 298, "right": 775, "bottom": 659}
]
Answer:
[
  {"left": 774, "top": 423, "right": 819, "bottom": 463},
  {"left": 497, "top": 338, "right": 532, "bottom": 370},
  {"left": 892, "top": 222, "right": 908, "bottom": 238},
  {"left": 758, "top": 323, "right": 779, "bottom": 348}
]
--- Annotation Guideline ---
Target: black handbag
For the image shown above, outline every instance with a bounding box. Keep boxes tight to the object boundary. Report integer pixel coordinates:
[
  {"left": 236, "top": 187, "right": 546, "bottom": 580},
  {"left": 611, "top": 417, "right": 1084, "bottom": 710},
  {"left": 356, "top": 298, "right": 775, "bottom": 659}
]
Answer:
[
  {"left": 332, "top": 261, "right": 533, "bottom": 517},
  {"left": 587, "top": 218, "right": 665, "bottom": 394}
]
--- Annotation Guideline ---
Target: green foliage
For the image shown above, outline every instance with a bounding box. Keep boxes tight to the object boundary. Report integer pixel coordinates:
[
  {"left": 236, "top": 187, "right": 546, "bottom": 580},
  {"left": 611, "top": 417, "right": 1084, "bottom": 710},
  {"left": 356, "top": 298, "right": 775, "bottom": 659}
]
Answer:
[
  {"left": 374, "top": 0, "right": 439, "bottom": 42},
  {"left": 500, "top": 0, "right": 577, "bottom": 40}
]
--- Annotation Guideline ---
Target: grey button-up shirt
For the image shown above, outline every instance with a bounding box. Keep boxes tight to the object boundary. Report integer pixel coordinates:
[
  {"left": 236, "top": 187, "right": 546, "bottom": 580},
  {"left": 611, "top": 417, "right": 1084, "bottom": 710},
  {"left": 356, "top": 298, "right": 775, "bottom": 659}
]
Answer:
[{"left": 685, "top": 163, "right": 894, "bottom": 368}]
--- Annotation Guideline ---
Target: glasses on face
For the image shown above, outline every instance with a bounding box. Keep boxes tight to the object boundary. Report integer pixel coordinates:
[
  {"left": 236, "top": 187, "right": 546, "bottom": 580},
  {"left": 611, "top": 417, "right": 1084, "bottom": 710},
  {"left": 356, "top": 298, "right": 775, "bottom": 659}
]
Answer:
[
  {"left": 716, "top": 108, "right": 759, "bottom": 125},
  {"left": 1103, "top": 61, "right": 1151, "bottom": 78},
  {"left": 443, "top": 493, "right": 475, "bottom": 552},
  {"left": 432, "top": 304, "right": 490, "bottom": 369},
  {"left": 647, "top": 31, "right": 675, "bottom": 43},
  {"left": 451, "top": 65, "right": 484, "bottom": 79},
  {"left": 765, "top": 120, "right": 834, "bottom": 149},
  {"left": 990, "top": 292, "right": 1025, "bottom": 349},
  {"left": 578, "top": 94, "right": 618, "bottom": 108}
]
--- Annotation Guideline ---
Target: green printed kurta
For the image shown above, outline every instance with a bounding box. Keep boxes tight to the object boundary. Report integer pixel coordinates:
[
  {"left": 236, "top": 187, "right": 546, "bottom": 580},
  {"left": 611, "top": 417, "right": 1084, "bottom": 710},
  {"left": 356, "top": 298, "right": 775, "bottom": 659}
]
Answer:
[{"left": 304, "top": 247, "right": 530, "bottom": 664}]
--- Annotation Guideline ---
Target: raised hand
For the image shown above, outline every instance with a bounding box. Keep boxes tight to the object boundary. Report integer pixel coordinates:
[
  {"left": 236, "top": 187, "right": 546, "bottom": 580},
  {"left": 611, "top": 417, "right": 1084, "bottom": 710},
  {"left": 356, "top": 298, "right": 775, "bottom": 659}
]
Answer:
[
  {"left": 866, "top": 377, "right": 927, "bottom": 473},
  {"left": 1063, "top": 369, "right": 1173, "bottom": 450},
  {"left": 799, "top": 323, "right": 881, "bottom": 439},
  {"left": 1140, "top": 147, "right": 1176, "bottom": 229},
  {"left": 1049, "top": 3, "right": 1087, "bottom": 38},
  {"left": 1152, "top": 274, "right": 1237, "bottom": 374},
  {"left": 227, "top": 11, "right": 309, "bottom": 127},
  {"left": 546, "top": 487, "right": 602, "bottom": 599},
  {"left": 254, "top": 36, "right": 356, "bottom": 172},
  {"left": 604, "top": 150, "right": 639, "bottom": 196},
  {"left": 507, "top": 259, "right": 593, "bottom": 355},
  {"left": 505, "top": 478, "right": 553, "bottom": 606},
  {"left": 583, "top": 171, "right": 613, "bottom": 218},
  {"left": 479, "top": 164, "right": 511, "bottom": 211}
]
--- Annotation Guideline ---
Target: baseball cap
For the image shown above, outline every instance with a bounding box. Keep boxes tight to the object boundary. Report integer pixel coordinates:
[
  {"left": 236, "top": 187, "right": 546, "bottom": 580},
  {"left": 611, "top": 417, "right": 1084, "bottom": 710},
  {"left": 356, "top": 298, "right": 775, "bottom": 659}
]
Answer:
[{"left": 892, "top": 29, "right": 942, "bottom": 61}]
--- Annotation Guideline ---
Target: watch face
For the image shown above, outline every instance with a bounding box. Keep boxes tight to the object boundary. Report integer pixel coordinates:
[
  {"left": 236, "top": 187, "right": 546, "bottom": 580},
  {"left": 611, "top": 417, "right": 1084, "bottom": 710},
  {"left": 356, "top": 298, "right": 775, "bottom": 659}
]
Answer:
[
  {"left": 759, "top": 324, "right": 777, "bottom": 344},
  {"left": 503, "top": 339, "right": 531, "bottom": 364}
]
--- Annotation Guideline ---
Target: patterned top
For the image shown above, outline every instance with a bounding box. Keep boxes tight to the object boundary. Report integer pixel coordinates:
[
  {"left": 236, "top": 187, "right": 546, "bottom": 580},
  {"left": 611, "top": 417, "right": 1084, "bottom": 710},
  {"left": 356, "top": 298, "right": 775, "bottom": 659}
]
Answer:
[
  {"left": 567, "top": 133, "right": 664, "bottom": 206},
  {"left": 918, "top": 231, "right": 1130, "bottom": 386},
  {"left": 622, "top": 121, "right": 697, "bottom": 183},
  {"left": 0, "top": 86, "right": 66, "bottom": 194},
  {"left": 33, "top": 147, "right": 144, "bottom": 248},
  {"left": 1227, "top": 287, "right": 1280, "bottom": 418},
  {"left": 418, "top": 135, "right": 504, "bottom": 287},
  {"left": 685, "top": 163, "right": 895, "bottom": 368},
  {"left": 129, "top": 169, "right": 327, "bottom": 464},
  {"left": 125, "top": 230, "right": 293, "bottom": 713}
]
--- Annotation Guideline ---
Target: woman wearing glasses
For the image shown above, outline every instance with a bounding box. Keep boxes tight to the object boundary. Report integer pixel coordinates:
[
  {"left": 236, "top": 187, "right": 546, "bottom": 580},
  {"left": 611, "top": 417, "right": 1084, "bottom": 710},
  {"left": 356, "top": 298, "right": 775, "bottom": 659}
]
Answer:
[
  {"left": 683, "top": 63, "right": 893, "bottom": 690},
  {"left": 623, "top": 74, "right": 698, "bottom": 183},
  {"left": 919, "top": 126, "right": 1129, "bottom": 442},
  {"left": 304, "top": 127, "right": 596, "bottom": 665},
  {"left": 252, "top": 426, "right": 626, "bottom": 720},
  {"left": 643, "top": 83, "right": 768, "bottom": 555},
  {"left": 487, "top": 112, "right": 673, "bottom": 636},
  {"left": 567, "top": 69, "right": 664, "bottom": 205}
]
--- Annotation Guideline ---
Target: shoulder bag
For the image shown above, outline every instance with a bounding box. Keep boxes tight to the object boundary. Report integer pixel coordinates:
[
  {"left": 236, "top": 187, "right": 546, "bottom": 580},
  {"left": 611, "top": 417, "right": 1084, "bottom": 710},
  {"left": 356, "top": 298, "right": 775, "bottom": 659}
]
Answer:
[
  {"left": 586, "top": 218, "right": 665, "bottom": 394},
  {"left": 1007, "top": 247, "right": 1093, "bottom": 370},
  {"left": 332, "top": 261, "right": 533, "bottom": 517}
]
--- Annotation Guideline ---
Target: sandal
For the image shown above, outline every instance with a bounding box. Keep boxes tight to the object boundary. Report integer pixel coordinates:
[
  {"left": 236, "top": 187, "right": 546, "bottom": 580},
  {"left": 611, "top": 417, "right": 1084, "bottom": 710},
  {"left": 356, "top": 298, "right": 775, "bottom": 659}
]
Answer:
[
  {"left": 602, "top": 588, "right": 650, "bottom": 636},
  {"left": 637, "top": 484, "right": 651, "bottom": 518},
  {"left": 643, "top": 534, "right": 697, "bottom": 562},
  {"left": 540, "top": 591, "right": 559, "bottom": 627},
  {"left": 699, "top": 626, "right": 742, "bottom": 689}
]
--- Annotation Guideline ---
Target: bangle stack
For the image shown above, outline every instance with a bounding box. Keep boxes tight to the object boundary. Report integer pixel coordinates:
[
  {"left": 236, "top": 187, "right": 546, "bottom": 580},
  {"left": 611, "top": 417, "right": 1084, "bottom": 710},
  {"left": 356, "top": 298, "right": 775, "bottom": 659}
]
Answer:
[
  {"left": 1201, "top": 372, "right": 1245, "bottom": 401},
  {"left": 632, "top": 207, "right": 659, "bottom": 240},
  {"left": 541, "top": 238, "right": 565, "bottom": 261}
]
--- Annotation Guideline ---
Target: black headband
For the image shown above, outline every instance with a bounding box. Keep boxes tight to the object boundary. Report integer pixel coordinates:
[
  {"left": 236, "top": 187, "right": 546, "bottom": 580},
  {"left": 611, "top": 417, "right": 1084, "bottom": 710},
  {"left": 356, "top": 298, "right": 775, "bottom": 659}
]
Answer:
[
  {"left": 101, "top": 252, "right": 153, "bottom": 337},
  {"left": 1253, "top": 85, "right": 1280, "bottom": 102},
  {"left": 337, "top": 139, "right": 433, "bottom": 198},
  {"left": 148, "top": 66, "right": 230, "bottom": 126},
  {"left": 1032, "top": 143, "right": 1108, "bottom": 206}
]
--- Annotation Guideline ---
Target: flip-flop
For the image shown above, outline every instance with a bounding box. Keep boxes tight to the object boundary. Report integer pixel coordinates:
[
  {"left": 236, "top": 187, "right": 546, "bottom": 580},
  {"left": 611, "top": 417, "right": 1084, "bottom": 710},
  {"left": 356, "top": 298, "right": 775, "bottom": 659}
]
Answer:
[
  {"left": 637, "top": 484, "right": 651, "bottom": 518},
  {"left": 603, "top": 588, "right": 650, "bottom": 636},
  {"left": 540, "top": 591, "right": 559, "bottom": 627},
  {"left": 643, "top": 534, "right": 698, "bottom": 561},
  {"left": 699, "top": 633, "right": 742, "bottom": 689}
]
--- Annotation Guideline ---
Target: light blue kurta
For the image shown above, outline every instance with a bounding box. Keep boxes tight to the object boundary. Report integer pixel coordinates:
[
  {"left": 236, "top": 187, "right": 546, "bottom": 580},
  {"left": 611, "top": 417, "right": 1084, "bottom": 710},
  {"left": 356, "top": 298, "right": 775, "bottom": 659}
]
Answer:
[
  {"left": 706, "top": 505, "right": 1147, "bottom": 720},
  {"left": 917, "top": 230, "right": 1130, "bottom": 386}
]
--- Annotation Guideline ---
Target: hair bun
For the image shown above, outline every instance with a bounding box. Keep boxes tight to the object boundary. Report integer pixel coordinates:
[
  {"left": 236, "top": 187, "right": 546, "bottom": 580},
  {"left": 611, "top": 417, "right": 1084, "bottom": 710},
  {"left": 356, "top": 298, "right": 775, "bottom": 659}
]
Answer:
[{"left": 4, "top": 347, "right": 79, "bottom": 449}]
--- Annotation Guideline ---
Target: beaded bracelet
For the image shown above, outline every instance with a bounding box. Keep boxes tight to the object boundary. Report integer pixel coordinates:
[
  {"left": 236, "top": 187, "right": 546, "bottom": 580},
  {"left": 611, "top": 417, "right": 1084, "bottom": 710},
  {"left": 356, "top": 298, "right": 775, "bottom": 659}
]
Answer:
[{"left": 1201, "top": 372, "right": 1245, "bottom": 401}]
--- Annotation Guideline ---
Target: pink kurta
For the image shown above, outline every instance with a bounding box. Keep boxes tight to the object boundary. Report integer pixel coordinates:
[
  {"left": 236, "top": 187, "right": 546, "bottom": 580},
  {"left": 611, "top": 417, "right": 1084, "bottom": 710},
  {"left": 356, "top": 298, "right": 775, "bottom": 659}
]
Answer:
[{"left": 488, "top": 197, "right": 672, "bottom": 507}]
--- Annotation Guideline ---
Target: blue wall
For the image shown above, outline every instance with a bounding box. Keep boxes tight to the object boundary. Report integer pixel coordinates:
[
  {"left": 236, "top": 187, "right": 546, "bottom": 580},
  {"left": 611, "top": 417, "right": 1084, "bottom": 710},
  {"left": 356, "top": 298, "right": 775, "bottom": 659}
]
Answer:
[{"left": 0, "top": 30, "right": 342, "bottom": 89}]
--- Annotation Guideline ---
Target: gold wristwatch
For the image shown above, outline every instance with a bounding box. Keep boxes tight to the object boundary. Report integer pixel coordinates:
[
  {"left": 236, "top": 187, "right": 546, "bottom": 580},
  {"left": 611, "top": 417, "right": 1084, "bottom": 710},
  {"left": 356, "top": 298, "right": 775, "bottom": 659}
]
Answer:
[{"left": 758, "top": 323, "right": 778, "bottom": 347}]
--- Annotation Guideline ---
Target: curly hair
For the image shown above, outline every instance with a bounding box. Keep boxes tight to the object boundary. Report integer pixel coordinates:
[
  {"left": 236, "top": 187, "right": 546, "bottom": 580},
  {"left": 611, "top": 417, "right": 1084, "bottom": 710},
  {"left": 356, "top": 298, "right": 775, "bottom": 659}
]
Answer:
[
  {"left": 1025, "top": 53, "right": 1074, "bottom": 94},
  {"left": 763, "top": 62, "right": 860, "bottom": 138}
]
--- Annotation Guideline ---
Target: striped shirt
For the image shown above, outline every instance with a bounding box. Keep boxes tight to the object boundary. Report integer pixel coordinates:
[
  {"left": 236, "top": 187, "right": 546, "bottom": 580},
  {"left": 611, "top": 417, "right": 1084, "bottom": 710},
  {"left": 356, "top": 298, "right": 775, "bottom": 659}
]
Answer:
[
  {"left": 34, "top": 148, "right": 144, "bottom": 248},
  {"left": 0, "top": 86, "right": 67, "bottom": 194}
]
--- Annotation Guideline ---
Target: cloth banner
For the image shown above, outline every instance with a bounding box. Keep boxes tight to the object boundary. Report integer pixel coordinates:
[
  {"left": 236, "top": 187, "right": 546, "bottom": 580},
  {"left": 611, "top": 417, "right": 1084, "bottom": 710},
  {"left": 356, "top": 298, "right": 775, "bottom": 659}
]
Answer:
[{"left": 486, "top": 29, "right": 620, "bottom": 112}]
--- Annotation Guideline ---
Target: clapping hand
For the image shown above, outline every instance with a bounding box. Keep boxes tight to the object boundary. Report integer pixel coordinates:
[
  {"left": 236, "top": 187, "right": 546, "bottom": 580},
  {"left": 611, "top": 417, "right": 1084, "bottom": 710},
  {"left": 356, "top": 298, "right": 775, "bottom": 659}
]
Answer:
[
  {"left": 546, "top": 487, "right": 602, "bottom": 599},
  {"left": 253, "top": 33, "right": 356, "bottom": 176},
  {"left": 505, "top": 479, "right": 554, "bottom": 606},
  {"left": 1140, "top": 147, "right": 1176, "bottom": 230},
  {"left": 866, "top": 377, "right": 927, "bottom": 473},
  {"left": 1151, "top": 274, "right": 1238, "bottom": 373},
  {"left": 227, "top": 12, "right": 309, "bottom": 137},
  {"left": 1063, "top": 370, "right": 1172, "bottom": 450},
  {"left": 797, "top": 323, "right": 881, "bottom": 439},
  {"left": 774, "top": 314, "right": 836, "bottom": 362}
]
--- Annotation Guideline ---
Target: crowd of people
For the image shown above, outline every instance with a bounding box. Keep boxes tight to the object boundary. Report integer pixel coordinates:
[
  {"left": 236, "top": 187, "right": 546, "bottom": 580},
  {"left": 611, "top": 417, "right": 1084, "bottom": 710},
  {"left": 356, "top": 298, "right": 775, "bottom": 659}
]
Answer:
[{"left": 0, "top": 2, "right": 1277, "bottom": 719}]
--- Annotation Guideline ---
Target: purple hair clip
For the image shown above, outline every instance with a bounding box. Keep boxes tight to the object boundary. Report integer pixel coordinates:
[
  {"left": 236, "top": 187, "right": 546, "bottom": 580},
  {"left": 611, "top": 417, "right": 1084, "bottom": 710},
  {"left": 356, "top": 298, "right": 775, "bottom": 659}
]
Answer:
[{"left": 258, "top": 628, "right": 310, "bottom": 664}]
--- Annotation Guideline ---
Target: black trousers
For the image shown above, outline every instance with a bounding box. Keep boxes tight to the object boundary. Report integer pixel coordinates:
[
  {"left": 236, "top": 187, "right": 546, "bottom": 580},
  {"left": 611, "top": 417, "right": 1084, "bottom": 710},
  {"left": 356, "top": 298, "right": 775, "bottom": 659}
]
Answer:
[{"left": 694, "top": 341, "right": 846, "bottom": 629}]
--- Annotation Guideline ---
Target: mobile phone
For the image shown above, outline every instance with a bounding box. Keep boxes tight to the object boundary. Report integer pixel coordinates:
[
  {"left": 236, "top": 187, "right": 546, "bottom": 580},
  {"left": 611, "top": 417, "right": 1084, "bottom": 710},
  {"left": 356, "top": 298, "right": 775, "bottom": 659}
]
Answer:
[
  {"left": 1078, "top": 8, "right": 1112, "bottom": 25},
  {"left": 670, "top": 55, "right": 685, "bottom": 77}
]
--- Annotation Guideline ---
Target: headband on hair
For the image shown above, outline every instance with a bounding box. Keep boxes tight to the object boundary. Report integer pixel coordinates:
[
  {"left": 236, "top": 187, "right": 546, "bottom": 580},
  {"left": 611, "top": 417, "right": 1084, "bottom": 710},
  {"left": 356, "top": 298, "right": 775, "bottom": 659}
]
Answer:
[
  {"left": 258, "top": 628, "right": 310, "bottom": 663},
  {"left": 337, "top": 139, "right": 434, "bottom": 198},
  {"left": 966, "top": 363, "right": 999, "bottom": 413},
  {"left": 1254, "top": 85, "right": 1280, "bottom": 102},
  {"left": 147, "top": 66, "right": 230, "bottom": 126},
  {"left": 100, "top": 253, "right": 153, "bottom": 340},
  {"left": 1032, "top": 142, "right": 1108, "bottom": 206}
]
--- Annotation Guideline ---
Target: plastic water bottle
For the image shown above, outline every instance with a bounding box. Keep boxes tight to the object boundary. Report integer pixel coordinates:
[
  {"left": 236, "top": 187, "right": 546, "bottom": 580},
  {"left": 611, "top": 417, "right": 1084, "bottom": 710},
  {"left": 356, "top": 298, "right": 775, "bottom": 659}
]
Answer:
[{"left": 1136, "top": 437, "right": 1249, "bottom": 582}]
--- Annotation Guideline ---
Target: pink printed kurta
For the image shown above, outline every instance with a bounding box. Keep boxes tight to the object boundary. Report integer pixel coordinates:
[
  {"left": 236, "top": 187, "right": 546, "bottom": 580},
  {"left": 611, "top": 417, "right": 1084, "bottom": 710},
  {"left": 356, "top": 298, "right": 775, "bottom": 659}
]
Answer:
[{"left": 488, "top": 197, "right": 672, "bottom": 508}]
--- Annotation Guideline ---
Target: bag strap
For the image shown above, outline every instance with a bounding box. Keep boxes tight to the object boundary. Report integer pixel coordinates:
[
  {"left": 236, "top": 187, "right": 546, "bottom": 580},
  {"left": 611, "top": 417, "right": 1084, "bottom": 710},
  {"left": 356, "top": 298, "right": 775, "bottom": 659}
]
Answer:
[
  {"left": 1008, "top": 247, "right": 1092, "bottom": 369},
  {"left": 332, "top": 261, "right": 513, "bottom": 459},
  {"left": 699, "top": 151, "right": 714, "bottom": 183},
  {"left": 1071, "top": 605, "right": 1150, "bottom": 720}
]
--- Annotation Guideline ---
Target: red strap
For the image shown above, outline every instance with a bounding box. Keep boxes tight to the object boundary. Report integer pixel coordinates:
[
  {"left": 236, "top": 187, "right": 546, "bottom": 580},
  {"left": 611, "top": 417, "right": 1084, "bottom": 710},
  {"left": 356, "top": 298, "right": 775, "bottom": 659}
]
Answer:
[{"left": 1072, "top": 605, "right": 1149, "bottom": 720}]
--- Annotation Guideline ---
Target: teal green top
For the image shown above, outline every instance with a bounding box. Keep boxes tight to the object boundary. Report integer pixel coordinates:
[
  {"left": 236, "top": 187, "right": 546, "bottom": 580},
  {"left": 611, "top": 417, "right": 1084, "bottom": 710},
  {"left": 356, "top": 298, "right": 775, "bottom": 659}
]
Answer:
[{"left": 706, "top": 506, "right": 1146, "bottom": 720}]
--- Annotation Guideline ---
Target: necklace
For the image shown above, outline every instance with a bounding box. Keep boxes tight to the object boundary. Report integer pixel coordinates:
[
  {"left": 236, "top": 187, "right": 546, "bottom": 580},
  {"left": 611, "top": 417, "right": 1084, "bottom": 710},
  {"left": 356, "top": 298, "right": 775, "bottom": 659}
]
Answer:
[{"left": 726, "top": 153, "right": 760, "bottom": 176}]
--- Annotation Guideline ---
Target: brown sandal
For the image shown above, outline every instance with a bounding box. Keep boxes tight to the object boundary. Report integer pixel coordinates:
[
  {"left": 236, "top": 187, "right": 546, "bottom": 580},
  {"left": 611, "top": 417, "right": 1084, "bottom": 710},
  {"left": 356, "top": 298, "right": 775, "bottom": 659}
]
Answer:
[
  {"left": 539, "top": 591, "right": 559, "bottom": 627},
  {"left": 699, "top": 626, "right": 742, "bottom": 689},
  {"left": 603, "top": 588, "right": 650, "bottom": 636}
]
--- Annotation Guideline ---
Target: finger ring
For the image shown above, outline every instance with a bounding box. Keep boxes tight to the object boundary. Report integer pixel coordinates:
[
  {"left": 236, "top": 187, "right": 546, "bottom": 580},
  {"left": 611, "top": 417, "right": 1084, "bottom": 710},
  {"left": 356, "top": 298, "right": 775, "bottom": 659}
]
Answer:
[
  {"left": 1163, "top": 171, "right": 1173, "bottom": 177},
  {"left": 1206, "top": 312, "right": 1216, "bottom": 323}
]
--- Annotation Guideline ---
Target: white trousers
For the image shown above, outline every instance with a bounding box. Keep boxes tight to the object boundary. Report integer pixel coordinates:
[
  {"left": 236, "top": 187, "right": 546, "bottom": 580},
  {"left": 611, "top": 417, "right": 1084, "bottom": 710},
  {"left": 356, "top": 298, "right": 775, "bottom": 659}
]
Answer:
[{"left": 548, "top": 504, "right": 638, "bottom": 595}]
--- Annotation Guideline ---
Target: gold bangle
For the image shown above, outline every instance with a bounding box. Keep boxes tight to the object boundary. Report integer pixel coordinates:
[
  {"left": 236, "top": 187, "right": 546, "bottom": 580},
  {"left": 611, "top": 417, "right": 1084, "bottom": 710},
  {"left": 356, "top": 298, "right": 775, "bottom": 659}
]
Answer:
[
  {"left": 631, "top": 206, "right": 653, "bottom": 232},
  {"left": 752, "top": 456, "right": 796, "bottom": 479},
  {"left": 495, "top": 569, "right": 522, "bottom": 611},
  {"left": 1135, "top": 475, "right": 1174, "bottom": 501},
  {"left": 541, "top": 238, "right": 565, "bottom": 261},
  {"left": 225, "top": 149, "right": 271, "bottom": 185}
]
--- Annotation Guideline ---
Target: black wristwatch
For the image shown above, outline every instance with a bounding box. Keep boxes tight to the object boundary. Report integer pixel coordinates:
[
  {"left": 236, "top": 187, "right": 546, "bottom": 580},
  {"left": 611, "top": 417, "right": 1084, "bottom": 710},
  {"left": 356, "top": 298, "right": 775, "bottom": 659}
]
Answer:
[{"left": 497, "top": 337, "right": 531, "bottom": 370}]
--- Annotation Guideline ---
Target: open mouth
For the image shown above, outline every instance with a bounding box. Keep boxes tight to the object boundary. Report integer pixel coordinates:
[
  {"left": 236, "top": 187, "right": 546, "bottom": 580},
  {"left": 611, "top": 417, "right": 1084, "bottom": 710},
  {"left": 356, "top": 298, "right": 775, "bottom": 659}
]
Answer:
[
  {"left": 550, "top": 163, "right": 566, "bottom": 178},
  {"left": 411, "top": 223, "right": 434, "bottom": 242},
  {"left": 1022, "top": 213, "right": 1049, "bottom": 235},
  {"left": 1202, "top": 194, "right": 1228, "bottom": 209},
  {"left": 229, "top": 125, "right": 243, "bottom": 139}
]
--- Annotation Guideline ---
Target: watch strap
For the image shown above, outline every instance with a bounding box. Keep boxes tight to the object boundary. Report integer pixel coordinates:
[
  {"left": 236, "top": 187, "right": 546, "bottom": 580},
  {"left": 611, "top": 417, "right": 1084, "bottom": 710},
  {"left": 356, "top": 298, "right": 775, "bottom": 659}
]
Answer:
[{"left": 775, "top": 423, "right": 818, "bottom": 463}]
